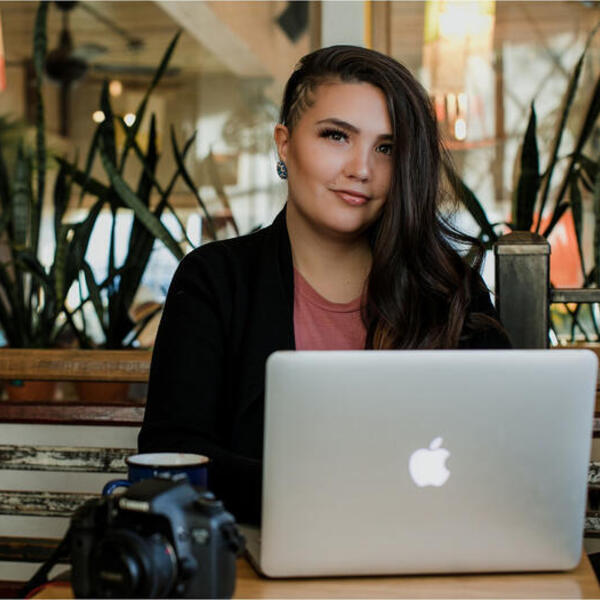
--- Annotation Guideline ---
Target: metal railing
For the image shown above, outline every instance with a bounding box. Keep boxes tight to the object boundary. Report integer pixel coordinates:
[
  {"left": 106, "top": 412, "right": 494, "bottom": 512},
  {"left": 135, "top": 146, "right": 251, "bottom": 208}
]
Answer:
[{"left": 494, "top": 232, "right": 600, "bottom": 348}]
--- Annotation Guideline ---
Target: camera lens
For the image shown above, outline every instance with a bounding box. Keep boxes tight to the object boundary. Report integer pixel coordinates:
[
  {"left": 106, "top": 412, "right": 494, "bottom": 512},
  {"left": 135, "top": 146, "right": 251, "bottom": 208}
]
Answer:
[{"left": 91, "top": 529, "right": 177, "bottom": 598}]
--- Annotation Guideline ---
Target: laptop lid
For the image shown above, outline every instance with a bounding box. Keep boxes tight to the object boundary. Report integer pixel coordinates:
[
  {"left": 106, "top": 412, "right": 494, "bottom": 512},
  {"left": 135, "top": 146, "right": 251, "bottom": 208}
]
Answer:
[{"left": 258, "top": 350, "right": 597, "bottom": 577}]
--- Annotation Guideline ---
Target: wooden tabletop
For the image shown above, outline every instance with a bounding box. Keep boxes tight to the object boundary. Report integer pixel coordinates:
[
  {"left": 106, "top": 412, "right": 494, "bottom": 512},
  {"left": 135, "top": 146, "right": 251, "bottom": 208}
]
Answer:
[
  {"left": 30, "top": 553, "right": 600, "bottom": 599},
  {"left": 235, "top": 554, "right": 600, "bottom": 598}
]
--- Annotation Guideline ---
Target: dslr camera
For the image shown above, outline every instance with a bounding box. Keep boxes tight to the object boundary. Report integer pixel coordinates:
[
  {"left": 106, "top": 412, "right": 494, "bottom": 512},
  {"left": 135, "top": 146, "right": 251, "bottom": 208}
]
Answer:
[{"left": 70, "top": 476, "right": 244, "bottom": 598}]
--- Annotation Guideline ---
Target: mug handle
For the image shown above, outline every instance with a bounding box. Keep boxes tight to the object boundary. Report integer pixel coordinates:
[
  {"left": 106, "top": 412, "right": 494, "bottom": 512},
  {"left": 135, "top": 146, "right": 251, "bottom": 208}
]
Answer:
[{"left": 102, "top": 479, "right": 131, "bottom": 495}]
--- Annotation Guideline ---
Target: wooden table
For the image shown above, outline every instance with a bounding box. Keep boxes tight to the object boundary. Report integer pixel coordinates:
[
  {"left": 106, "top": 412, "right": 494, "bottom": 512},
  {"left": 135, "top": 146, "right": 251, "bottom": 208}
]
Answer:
[{"left": 30, "top": 553, "right": 600, "bottom": 599}]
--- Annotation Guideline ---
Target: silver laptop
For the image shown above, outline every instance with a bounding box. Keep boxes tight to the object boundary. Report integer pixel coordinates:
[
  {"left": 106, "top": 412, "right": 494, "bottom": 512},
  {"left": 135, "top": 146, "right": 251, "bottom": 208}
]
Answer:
[{"left": 241, "top": 350, "right": 597, "bottom": 578}]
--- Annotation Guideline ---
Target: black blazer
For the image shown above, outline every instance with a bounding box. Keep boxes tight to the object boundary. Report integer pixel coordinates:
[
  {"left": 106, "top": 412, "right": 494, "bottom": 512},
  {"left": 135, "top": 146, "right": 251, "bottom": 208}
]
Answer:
[{"left": 138, "top": 206, "right": 510, "bottom": 524}]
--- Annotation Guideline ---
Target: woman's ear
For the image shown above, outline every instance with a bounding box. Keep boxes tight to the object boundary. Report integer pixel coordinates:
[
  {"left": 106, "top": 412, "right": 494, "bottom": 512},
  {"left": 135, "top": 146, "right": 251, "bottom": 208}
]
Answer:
[{"left": 274, "top": 124, "right": 290, "bottom": 163}]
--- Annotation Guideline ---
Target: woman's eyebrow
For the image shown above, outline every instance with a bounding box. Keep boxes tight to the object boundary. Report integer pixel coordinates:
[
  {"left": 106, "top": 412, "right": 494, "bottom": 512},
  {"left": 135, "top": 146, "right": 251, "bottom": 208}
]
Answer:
[{"left": 316, "top": 118, "right": 393, "bottom": 140}]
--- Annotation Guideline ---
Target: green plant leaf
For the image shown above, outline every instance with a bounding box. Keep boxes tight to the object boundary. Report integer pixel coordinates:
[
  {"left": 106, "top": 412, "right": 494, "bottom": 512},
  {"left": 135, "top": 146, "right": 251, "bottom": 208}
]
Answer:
[
  {"left": 170, "top": 127, "right": 217, "bottom": 239},
  {"left": 206, "top": 149, "right": 239, "bottom": 236},
  {"left": 542, "top": 202, "right": 571, "bottom": 238},
  {"left": 569, "top": 174, "right": 585, "bottom": 275},
  {"left": 122, "top": 303, "right": 162, "bottom": 348},
  {"left": 99, "top": 138, "right": 184, "bottom": 261},
  {"left": 99, "top": 81, "right": 117, "bottom": 167},
  {"left": 552, "top": 62, "right": 600, "bottom": 217},
  {"left": 536, "top": 50, "right": 586, "bottom": 232},
  {"left": 116, "top": 116, "right": 194, "bottom": 250},
  {"left": 53, "top": 223, "right": 70, "bottom": 306},
  {"left": 593, "top": 170, "right": 600, "bottom": 289},
  {"left": 55, "top": 157, "right": 110, "bottom": 200},
  {"left": 81, "top": 260, "right": 107, "bottom": 338},
  {"left": 578, "top": 154, "right": 599, "bottom": 184},
  {"left": 118, "top": 31, "right": 181, "bottom": 173},
  {"left": 33, "top": 2, "right": 47, "bottom": 225},
  {"left": 78, "top": 125, "right": 101, "bottom": 205},
  {"left": 443, "top": 160, "right": 498, "bottom": 243},
  {"left": 119, "top": 114, "right": 160, "bottom": 313},
  {"left": 513, "top": 104, "right": 539, "bottom": 231},
  {"left": 0, "top": 261, "right": 21, "bottom": 346},
  {"left": 116, "top": 115, "right": 163, "bottom": 199},
  {"left": 14, "top": 251, "right": 52, "bottom": 291},
  {"left": 53, "top": 160, "right": 69, "bottom": 236},
  {"left": 11, "top": 144, "right": 31, "bottom": 250},
  {"left": 14, "top": 250, "right": 56, "bottom": 347},
  {"left": 0, "top": 140, "right": 11, "bottom": 219}
]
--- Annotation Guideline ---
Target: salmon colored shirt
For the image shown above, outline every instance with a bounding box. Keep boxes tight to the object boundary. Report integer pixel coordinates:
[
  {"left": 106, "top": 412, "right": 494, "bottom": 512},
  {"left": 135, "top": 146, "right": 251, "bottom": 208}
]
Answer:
[{"left": 293, "top": 267, "right": 366, "bottom": 350}]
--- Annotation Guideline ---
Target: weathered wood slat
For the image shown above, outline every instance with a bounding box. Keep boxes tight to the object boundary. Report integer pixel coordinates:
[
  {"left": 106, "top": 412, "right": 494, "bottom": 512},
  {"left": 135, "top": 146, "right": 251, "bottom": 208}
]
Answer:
[
  {"left": 0, "top": 445, "right": 129, "bottom": 472},
  {"left": 590, "top": 462, "right": 600, "bottom": 485},
  {"left": 586, "top": 512, "right": 600, "bottom": 535},
  {"left": 0, "top": 491, "right": 97, "bottom": 517},
  {"left": 0, "top": 536, "right": 59, "bottom": 563},
  {"left": 0, "top": 349, "right": 151, "bottom": 382},
  {"left": 0, "top": 403, "right": 144, "bottom": 425}
]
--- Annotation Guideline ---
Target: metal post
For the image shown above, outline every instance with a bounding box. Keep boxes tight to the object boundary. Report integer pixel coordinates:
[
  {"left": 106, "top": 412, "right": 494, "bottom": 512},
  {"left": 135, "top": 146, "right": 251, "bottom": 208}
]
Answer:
[{"left": 494, "top": 231, "right": 550, "bottom": 349}]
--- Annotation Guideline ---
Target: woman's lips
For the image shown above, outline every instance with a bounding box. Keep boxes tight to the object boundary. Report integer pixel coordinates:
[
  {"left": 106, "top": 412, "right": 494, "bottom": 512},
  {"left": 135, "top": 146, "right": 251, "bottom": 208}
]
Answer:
[{"left": 333, "top": 190, "right": 370, "bottom": 206}]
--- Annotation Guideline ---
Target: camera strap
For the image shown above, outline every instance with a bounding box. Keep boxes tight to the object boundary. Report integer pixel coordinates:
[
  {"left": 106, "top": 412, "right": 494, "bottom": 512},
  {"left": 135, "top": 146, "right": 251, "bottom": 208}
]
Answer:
[{"left": 19, "top": 527, "right": 72, "bottom": 599}]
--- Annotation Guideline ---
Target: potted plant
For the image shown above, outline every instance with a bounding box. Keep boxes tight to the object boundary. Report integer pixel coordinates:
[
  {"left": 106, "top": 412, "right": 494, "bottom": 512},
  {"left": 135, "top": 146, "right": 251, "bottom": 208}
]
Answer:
[
  {"left": 55, "top": 33, "right": 219, "bottom": 403},
  {"left": 448, "top": 23, "right": 600, "bottom": 343},
  {"left": 0, "top": 3, "right": 102, "bottom": 401}
]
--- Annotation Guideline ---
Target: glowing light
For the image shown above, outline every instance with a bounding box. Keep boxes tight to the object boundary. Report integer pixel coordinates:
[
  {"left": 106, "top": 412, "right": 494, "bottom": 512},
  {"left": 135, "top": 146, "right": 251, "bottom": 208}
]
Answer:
[
  {"left": 424, "top": 1, "right": 495, "bottom": 144},
  {"left": 92, "top": 110, "right": 105, "bottom": 123},
  {"left": 109, "top": 79, "right": 123, "bottom": 97},
  {"left": 457, "top": 93, "right": 468, "bottom": 115},
  {"left": 124, "top": 113, "right": 136, "bottom": 127},
  {"left": 454, "top": 118, "right": 467, "bottom": 141},
  {"left": 435, "top": 1, "right": 495, "bottom": 43}
]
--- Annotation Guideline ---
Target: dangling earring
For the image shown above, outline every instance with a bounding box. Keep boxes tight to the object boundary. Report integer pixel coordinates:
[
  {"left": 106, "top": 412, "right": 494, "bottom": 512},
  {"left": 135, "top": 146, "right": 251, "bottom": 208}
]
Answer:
[{"left": 276, "top": 159, "right": 288, "bottom": 180}]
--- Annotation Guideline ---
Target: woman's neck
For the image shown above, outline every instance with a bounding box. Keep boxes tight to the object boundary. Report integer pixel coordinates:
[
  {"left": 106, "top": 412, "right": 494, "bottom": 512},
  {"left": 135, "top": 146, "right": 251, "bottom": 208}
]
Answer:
[{"left": 286, "top": 202, "right": 372, "bottom": 304}]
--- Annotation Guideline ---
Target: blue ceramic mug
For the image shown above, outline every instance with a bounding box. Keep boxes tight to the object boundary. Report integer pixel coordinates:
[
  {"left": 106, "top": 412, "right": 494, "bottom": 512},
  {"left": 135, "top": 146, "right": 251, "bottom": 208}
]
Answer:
[{"left": 102, "top": 452, "right": 210, "bottom": 495}]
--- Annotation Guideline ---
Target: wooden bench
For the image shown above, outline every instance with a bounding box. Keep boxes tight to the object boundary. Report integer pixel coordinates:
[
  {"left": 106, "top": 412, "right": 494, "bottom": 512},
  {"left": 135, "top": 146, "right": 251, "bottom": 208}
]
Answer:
[
  {"left": 2, "top": 347, "right": 600, "bottom": 593},
  {"left": 0, "top": 349, "right": 151, "bottom": 594}
]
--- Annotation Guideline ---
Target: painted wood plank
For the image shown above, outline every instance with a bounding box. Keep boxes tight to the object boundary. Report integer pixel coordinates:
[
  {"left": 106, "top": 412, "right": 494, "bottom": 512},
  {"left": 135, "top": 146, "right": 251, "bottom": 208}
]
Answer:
[
  {"left": 0, "top": 536, "right": 58, "bottom": 563},
  {"left": 0, "top": 404, "right": 144, "bottom": 425},
  {"left": 0, "top": 445, "right": 129, "bottom": 472},
  {"left": 0, "top": 491, "right": 96, "bottom": 517},
  {"left": 0, "top": 349, "right": 151, "bottom": 382}
]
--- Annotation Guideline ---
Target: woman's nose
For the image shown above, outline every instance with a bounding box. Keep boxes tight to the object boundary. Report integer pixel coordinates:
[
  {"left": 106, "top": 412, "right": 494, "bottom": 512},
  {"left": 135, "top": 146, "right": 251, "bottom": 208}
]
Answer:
[{"left": 343, "top": 145, "right": 371, "bottom": 181}]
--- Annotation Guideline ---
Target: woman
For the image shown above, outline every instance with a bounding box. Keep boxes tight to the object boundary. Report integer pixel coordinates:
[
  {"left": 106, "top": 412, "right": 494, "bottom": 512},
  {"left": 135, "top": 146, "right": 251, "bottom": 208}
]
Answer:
[{"left": 138, "top": 45, "right": 510, "bottom": 524}]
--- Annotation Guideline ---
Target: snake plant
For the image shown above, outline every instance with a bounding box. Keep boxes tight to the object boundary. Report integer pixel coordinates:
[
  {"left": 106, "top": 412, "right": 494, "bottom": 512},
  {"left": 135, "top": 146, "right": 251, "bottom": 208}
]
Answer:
[
  {"left": 449, "top": 24, "right": 600, "bottom": 340},
  {"left": 58, "top": 32, "right": 217, "bottom": 349},
  {"left": 0, "top": 3, "right": 100, "bottom": 348}
]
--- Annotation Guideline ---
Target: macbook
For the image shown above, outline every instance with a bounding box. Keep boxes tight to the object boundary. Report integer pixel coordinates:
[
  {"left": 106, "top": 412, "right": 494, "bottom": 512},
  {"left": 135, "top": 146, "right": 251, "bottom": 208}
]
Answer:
[{"left": 241, "top": 350, "right": 597, "bottom": 577}]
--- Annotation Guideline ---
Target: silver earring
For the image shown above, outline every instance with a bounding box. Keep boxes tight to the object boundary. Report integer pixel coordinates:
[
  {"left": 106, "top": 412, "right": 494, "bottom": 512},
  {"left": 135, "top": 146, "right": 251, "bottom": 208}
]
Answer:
[{"left": 276, "top": 159, "right": 288, "bottom": 180}]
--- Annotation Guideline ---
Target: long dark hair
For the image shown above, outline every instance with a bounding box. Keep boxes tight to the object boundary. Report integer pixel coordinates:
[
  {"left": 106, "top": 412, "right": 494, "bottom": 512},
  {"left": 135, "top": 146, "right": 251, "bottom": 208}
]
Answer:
[{"left": 279, "top": 45, "right": 501, "bottom": 349}]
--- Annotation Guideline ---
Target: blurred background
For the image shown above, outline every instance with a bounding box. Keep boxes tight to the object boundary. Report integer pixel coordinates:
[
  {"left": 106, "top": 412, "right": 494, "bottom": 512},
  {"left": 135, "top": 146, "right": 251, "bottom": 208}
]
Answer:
[{"left": 0, "top": 0, "right": 599, "bottom": 344}]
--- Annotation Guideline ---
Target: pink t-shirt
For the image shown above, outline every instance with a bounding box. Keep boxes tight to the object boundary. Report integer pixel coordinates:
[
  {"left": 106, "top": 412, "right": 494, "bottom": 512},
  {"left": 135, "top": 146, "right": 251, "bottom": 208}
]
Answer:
[{"left": 293, "top": 267, "right": 366, "bottom": 350}]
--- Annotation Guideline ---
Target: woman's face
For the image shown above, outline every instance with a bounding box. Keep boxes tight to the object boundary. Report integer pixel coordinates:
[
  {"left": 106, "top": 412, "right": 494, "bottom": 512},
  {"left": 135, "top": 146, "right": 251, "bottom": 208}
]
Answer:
[{"left": 274, "top": 80, "right": 393, "bottom": 240}]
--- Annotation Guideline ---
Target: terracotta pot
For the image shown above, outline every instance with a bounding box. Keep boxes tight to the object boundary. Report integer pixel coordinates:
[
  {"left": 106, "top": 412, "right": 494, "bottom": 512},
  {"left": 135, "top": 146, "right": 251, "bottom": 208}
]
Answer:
[
  {"left": 75, "top": 381, "right": 130, "bottom": 404},
  {"left": 4, "top": 380, "right": 56, "bottom": 402}
]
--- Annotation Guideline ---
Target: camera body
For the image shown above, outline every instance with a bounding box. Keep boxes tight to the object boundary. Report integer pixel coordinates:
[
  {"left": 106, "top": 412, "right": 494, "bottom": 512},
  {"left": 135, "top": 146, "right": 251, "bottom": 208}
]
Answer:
[{"left": 70, "top": 477, "right": 244, "bottom": 598}]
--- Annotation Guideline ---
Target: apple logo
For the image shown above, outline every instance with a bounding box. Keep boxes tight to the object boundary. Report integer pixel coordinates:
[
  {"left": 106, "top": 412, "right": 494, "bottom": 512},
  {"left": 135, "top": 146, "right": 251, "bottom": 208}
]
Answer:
[{"left": 408, "top": 437, "right": 451, "bottom": 487}]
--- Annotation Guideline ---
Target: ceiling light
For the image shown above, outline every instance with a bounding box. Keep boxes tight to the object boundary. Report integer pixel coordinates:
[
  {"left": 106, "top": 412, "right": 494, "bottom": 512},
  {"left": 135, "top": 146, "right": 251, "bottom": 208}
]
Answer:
[
  {"left": 124, "top": 113, "right": 136, "bottom": 127},
  {"left": 92, "top": 110, "right": 105, "bottom": 123},
  {"left": 454, "top": 118, "right": 467, "bottom": 141},
  {"left": 109, "top": 80, "right": 123, "bottom": 97}
]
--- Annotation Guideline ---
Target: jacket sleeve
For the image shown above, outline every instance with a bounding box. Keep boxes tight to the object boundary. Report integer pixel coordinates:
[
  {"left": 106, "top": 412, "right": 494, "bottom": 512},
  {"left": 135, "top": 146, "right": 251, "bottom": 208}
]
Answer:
[{"left": 138, "top": 248, "right": 262, "bottom": 524}]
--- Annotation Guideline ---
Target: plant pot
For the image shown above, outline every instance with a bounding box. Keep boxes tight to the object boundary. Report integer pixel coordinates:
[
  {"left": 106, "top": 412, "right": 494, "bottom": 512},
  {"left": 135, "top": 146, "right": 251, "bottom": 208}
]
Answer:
[
  {"left": 4, "top": 380, "right": 56, "bottom": 403},
  {"left": 75, "top": 381, "right": 130, "bottom": 405}
]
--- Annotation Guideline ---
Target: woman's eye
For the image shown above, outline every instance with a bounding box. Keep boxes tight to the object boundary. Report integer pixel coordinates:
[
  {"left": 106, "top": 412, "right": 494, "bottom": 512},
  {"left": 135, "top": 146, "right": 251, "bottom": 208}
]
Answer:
[
  {"left": 377, "top": 144, "right": 393, "bottom": 156},
  {"left": 320, "top": 128, "right": 348, "bottom": 142}
]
